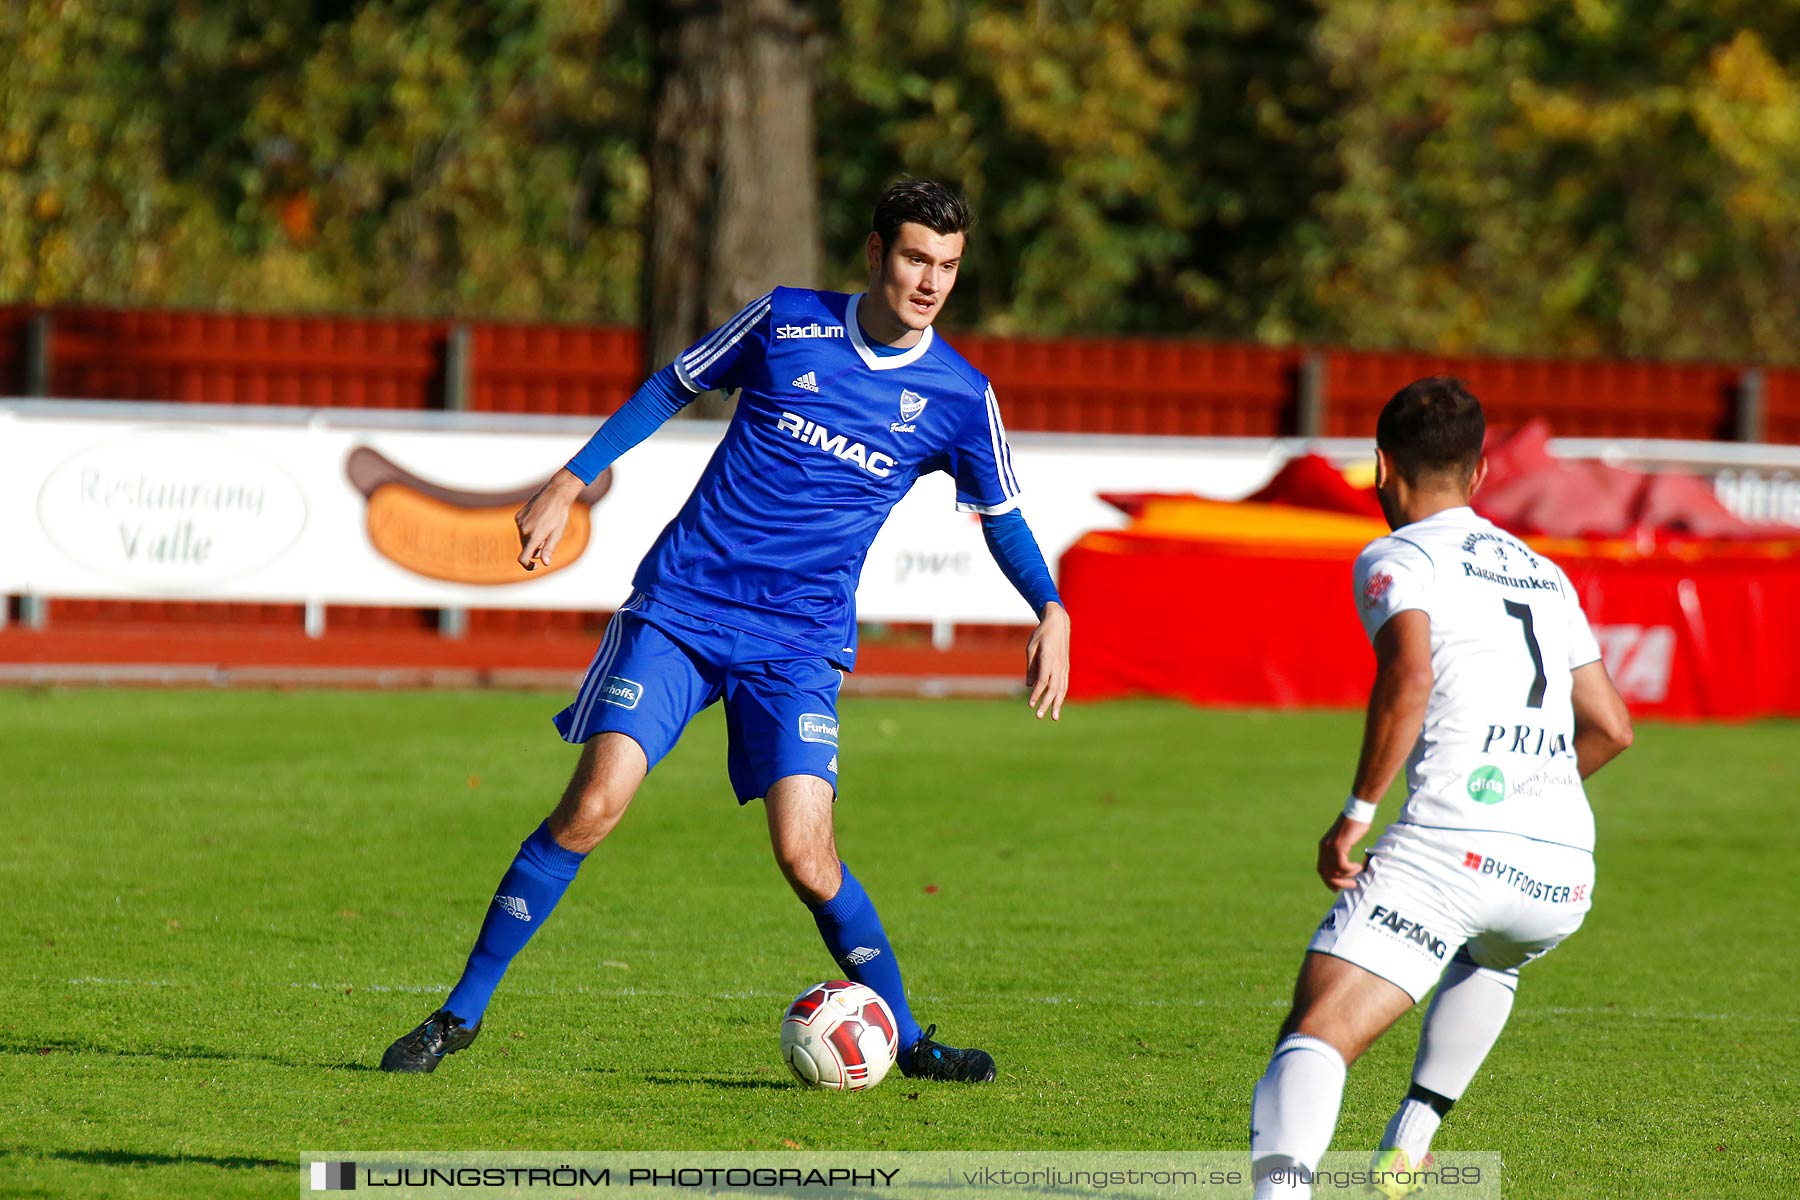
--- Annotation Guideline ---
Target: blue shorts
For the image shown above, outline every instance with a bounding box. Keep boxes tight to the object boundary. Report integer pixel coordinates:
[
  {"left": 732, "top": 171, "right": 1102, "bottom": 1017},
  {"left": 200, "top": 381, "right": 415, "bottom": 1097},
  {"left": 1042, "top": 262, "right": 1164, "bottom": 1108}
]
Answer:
[{"left": 553, "top": 593, "right": 841, "bottom": 804}]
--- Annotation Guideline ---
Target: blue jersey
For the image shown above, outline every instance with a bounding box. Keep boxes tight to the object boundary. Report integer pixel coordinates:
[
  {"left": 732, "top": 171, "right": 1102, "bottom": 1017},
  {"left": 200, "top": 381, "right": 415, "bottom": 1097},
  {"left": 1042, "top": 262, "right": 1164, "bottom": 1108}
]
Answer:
[{"left": 634, "top": 287, "right": 1023, "bottom": 668}]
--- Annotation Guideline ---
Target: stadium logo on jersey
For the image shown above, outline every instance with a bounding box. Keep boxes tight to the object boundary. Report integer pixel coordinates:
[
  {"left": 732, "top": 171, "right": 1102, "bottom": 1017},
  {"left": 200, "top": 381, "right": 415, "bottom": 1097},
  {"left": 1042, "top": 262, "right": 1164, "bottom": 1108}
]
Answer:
[
  {"left": 844, "top": 946, "right": 882, "bottom": 966},
  {"left": 792, "top": 371, "right": 820, "bottom": 393},
  {"left": 495, "top": 895, "right": 532, "bottom": 922},
  {"left": 1362, "top": 570, "right": 1395, "bottom": 609},
  {"left": 891, "top": 388, "right": 929, "bottom": 433},
  {"left": 775, "top": 321, "right": 845, "bottom": 340},
  {"left": 1366, "top": 905, "right": 1448, "bottom": 959},
  {"left": 1466, "top": 766, "right": 1508, "bottom": 805},
  {"left": 798, "top": 713, "right": 839, "bottom": 745},
  {"left": 775, "top": 412, "right": 897, "bottom": 477},
  {"left": 599, "top": 675, "right": 644, "bottom": 710}
]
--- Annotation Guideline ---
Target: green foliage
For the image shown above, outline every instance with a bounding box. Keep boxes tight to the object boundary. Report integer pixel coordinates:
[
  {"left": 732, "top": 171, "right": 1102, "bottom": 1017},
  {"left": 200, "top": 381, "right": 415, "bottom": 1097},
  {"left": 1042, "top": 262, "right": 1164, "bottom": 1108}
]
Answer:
[
  {"left": 5, "top": 1, "right": 1800, "bottom": 359},
  {"left": 1, "top": 0, "right": 649, "bottom": 319},
  {"left": 1298, "top": 0, "right": 1800, "bottom": 359},
  {"left": 817, "top": 1, "right": 1338, "bottom": 338},
  {"left": 1, "top": 689, "right": 1796, "bottom": 1196}
]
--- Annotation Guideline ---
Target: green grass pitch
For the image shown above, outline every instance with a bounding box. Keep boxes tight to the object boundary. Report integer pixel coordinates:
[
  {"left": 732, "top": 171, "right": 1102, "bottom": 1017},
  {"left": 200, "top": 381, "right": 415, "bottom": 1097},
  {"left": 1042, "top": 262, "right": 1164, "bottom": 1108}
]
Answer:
[{"left": 1, "top": 689, "right": 1795, "bottom": 1198}]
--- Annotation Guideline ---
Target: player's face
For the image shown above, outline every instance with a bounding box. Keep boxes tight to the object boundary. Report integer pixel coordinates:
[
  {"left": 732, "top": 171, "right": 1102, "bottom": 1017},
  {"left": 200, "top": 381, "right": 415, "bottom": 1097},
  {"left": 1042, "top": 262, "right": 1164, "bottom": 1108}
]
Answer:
[{"left": 866, "top": 224, "right": 964, "bottom": 333}]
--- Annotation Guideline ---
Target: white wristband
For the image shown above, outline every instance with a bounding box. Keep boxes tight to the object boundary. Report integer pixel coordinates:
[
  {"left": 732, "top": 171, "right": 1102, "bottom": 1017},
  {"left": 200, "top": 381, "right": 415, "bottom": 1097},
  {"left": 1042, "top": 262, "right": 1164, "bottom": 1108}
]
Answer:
[{"left": 1343, "top": 796, "right": 1378, "bottom": 824}]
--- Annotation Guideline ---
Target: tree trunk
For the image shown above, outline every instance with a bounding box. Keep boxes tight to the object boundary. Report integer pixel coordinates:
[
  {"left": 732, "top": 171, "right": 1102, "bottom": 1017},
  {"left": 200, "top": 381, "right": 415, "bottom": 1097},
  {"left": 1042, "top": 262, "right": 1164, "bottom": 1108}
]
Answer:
[{"left": 644, "top": 0, "right": 820, "bottom": 419}]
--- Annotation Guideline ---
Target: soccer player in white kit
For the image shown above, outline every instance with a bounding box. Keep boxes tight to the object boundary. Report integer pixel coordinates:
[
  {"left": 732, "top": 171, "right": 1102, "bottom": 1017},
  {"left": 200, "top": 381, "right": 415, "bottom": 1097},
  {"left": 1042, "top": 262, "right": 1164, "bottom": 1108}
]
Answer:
[{"left": 1248, "top": 378, "right": 1635, "bottom": 1199}]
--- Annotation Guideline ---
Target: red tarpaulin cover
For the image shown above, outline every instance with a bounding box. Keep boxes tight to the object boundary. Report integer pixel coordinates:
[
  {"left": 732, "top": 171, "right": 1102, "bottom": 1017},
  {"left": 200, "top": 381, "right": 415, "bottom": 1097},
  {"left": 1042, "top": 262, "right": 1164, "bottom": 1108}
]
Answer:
[
  {"left": 1476, "top": 421, "right": 1794, "bottom": 541},
  {"left": 1061, "top": 435, "right": 1800, "bottom": 719}
]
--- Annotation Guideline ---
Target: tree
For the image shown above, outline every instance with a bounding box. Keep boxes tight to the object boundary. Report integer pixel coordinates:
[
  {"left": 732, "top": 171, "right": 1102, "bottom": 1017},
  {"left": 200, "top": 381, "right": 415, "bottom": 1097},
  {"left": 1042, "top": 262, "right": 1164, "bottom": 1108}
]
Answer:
[
  {"left": 815, "top": 1, "right": 1339, "bottom": 339},
  {"left": 643, "top": 0, "right": 821, "bottom": 415}
]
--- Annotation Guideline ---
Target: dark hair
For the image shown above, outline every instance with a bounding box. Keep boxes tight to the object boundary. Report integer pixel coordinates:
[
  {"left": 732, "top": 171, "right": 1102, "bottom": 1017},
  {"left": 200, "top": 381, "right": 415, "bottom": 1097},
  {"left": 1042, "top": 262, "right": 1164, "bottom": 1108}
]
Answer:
[
  {"left": 1376, "top": 376, "right": 1485, "bottom": 483},
  {"left": 871, "top": 178, "right": 973, "bottom": 252}
]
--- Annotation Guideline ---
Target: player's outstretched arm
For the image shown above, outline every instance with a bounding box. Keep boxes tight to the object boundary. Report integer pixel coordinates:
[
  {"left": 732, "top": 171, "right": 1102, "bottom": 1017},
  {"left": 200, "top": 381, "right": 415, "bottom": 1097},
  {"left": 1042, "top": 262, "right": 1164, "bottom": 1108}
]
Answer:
[
  {"left": 1320, "top": 609, "right": 1434, "bottom": 890},
  {"left": 979, "top": 510, "right": 1070, "bottom": 720},
  {"left": 514, "top": 365, "right": 698, "bottom": 571},
  {"left": 1570, "top": 659, "right": 1633, "bottom": 779}
]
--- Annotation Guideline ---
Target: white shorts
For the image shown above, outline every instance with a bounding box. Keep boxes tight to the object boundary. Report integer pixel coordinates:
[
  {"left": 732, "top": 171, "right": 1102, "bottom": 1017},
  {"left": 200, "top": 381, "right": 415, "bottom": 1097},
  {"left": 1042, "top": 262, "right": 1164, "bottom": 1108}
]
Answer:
[{"left": 1306, "top": 823, "right": 1595, "bottom": 1002}]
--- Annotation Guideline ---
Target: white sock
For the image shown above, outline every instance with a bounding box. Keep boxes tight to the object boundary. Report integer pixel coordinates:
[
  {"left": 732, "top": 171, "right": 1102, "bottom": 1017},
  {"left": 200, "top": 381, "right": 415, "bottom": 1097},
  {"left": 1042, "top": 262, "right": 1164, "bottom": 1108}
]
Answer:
[
  {"left": 1380, "top": 956, "right": 1517, "bottom": 1159},
  {"left": 1251, "top": 1033, "right": 1348, "bottom": 1199},
  {"left": 1380, "top": 1098, "right": 1443, "bottom": 1162}
]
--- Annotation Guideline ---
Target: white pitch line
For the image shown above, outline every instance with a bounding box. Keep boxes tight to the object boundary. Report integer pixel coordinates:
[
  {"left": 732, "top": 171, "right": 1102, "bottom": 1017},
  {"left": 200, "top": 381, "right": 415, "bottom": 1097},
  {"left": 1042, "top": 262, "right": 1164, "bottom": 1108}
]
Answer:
[{"left": 63, "top": 977, "right": 178, "bottom": 987}]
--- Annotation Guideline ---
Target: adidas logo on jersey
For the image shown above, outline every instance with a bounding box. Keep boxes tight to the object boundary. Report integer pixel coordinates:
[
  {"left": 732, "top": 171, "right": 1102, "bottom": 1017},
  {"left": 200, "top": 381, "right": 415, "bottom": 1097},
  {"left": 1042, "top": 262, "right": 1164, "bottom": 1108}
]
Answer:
[
  {"left": 844, "top": 946, "right": 882, "bottom": 966},
  {"left": 792, "top": 371, "right": 820, "bottom": 392},
  {"left": 775, "top": 411, "right": 896, "bottom": 478},
  {"left": 495, "top": 895, "right": 531, "bottom": 922}
]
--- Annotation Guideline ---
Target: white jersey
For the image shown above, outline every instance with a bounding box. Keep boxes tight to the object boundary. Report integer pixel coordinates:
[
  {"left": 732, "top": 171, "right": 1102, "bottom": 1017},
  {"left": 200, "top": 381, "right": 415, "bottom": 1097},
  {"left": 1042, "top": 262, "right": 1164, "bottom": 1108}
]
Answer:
[{"left": 1353, "top": 506, "right": 1603, "bottom": 851}]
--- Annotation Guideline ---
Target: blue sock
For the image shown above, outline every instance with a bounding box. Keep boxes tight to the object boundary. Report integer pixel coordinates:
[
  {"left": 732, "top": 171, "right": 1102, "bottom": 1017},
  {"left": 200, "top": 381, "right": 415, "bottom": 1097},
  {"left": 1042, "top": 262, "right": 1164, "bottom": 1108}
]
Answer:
[
  {"left": 809, "top": 864, "right": 924, "bottom": 1055},
  {"left": 443, "top": 821, "right": 586, "bottom": 1023}
]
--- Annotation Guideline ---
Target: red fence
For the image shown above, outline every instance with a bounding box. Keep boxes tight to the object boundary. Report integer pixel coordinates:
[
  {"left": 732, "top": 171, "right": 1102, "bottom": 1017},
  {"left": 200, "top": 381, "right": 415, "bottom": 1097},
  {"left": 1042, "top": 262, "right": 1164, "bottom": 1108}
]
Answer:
[
  {"left": 4, "top": 302, "right": 1796, "bottom": 672},
  {"left": 3, "top": 302, "right": 1795, "bottom": 441},
  {"left": 1324, "top": 352, "right": 1750, "bottom": 442}
]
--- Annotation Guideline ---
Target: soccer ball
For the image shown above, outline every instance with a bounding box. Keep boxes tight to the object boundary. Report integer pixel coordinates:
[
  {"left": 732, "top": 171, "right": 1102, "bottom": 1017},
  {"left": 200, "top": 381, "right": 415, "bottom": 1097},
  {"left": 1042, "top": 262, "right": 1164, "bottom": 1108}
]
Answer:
[{"left": 780, "top": 980, "right": 899, "bottom": 1090}]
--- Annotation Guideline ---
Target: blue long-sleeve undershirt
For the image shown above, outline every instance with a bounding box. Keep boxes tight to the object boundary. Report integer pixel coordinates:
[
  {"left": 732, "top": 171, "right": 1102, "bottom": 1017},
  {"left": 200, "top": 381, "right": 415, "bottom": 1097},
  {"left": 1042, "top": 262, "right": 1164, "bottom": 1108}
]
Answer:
[
  {"left": 982, "top": 509, "right": 1062, "bottom": 618},
  {"left": 564, "top": 364, "right": 695, "bottom": 485}
]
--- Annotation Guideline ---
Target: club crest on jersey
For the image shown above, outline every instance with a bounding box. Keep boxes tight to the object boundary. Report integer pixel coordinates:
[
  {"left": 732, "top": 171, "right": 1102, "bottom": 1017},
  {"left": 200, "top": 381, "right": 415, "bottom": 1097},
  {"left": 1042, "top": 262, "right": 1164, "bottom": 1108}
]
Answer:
[
  {"left": 891, "top": 389, "right": 929, "bottom": 433},
  {"left": 1462, "top": 530, "right": 1540, "bottom": 569},
  {"left": 776, "top": 412, "right": 896, "bottom": 477}
]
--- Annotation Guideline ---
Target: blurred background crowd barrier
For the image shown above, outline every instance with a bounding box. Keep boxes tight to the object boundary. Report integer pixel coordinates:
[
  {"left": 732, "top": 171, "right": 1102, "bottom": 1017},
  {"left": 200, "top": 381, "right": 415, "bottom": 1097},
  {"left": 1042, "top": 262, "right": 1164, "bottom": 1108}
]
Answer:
[{"left": 3, "top": 302, "right": 1798, "bottom": 718}]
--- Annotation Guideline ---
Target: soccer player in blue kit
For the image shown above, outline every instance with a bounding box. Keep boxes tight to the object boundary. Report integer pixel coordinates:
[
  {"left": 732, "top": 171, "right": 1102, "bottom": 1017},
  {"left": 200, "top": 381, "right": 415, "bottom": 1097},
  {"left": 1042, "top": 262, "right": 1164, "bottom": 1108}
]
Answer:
[{"left": 381, "top": 180, "right": 1071, "bottom": 1081}]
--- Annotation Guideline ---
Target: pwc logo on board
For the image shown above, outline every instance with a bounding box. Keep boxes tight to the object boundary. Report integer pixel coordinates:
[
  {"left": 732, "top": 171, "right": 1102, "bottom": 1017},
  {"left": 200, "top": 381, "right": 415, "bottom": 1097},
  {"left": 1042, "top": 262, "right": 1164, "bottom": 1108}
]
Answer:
[{"left": 345, "top": 448, "right": 612, "bottom": 585}]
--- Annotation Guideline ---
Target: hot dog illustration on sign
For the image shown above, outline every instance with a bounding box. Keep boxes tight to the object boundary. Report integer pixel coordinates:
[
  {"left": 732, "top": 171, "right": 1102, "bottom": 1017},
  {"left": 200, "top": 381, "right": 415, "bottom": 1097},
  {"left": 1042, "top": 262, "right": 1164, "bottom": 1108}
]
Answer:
[{"left": 346, "top": 447, "right": 612, "bottom": 585}]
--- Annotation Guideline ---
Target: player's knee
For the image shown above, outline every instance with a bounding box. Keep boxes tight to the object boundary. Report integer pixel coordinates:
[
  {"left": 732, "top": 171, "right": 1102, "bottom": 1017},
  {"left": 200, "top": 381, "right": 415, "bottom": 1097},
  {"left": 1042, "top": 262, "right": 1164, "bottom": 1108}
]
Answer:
[
  {"left": 773, "top": 839, "right": 839, "bottom": 906},
  {"left": 552, "top": 774, "right": 636, "bottom": 852},
  {"left": 1285, "top": 1013, "right": 1367, "bottom": 1066}
]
